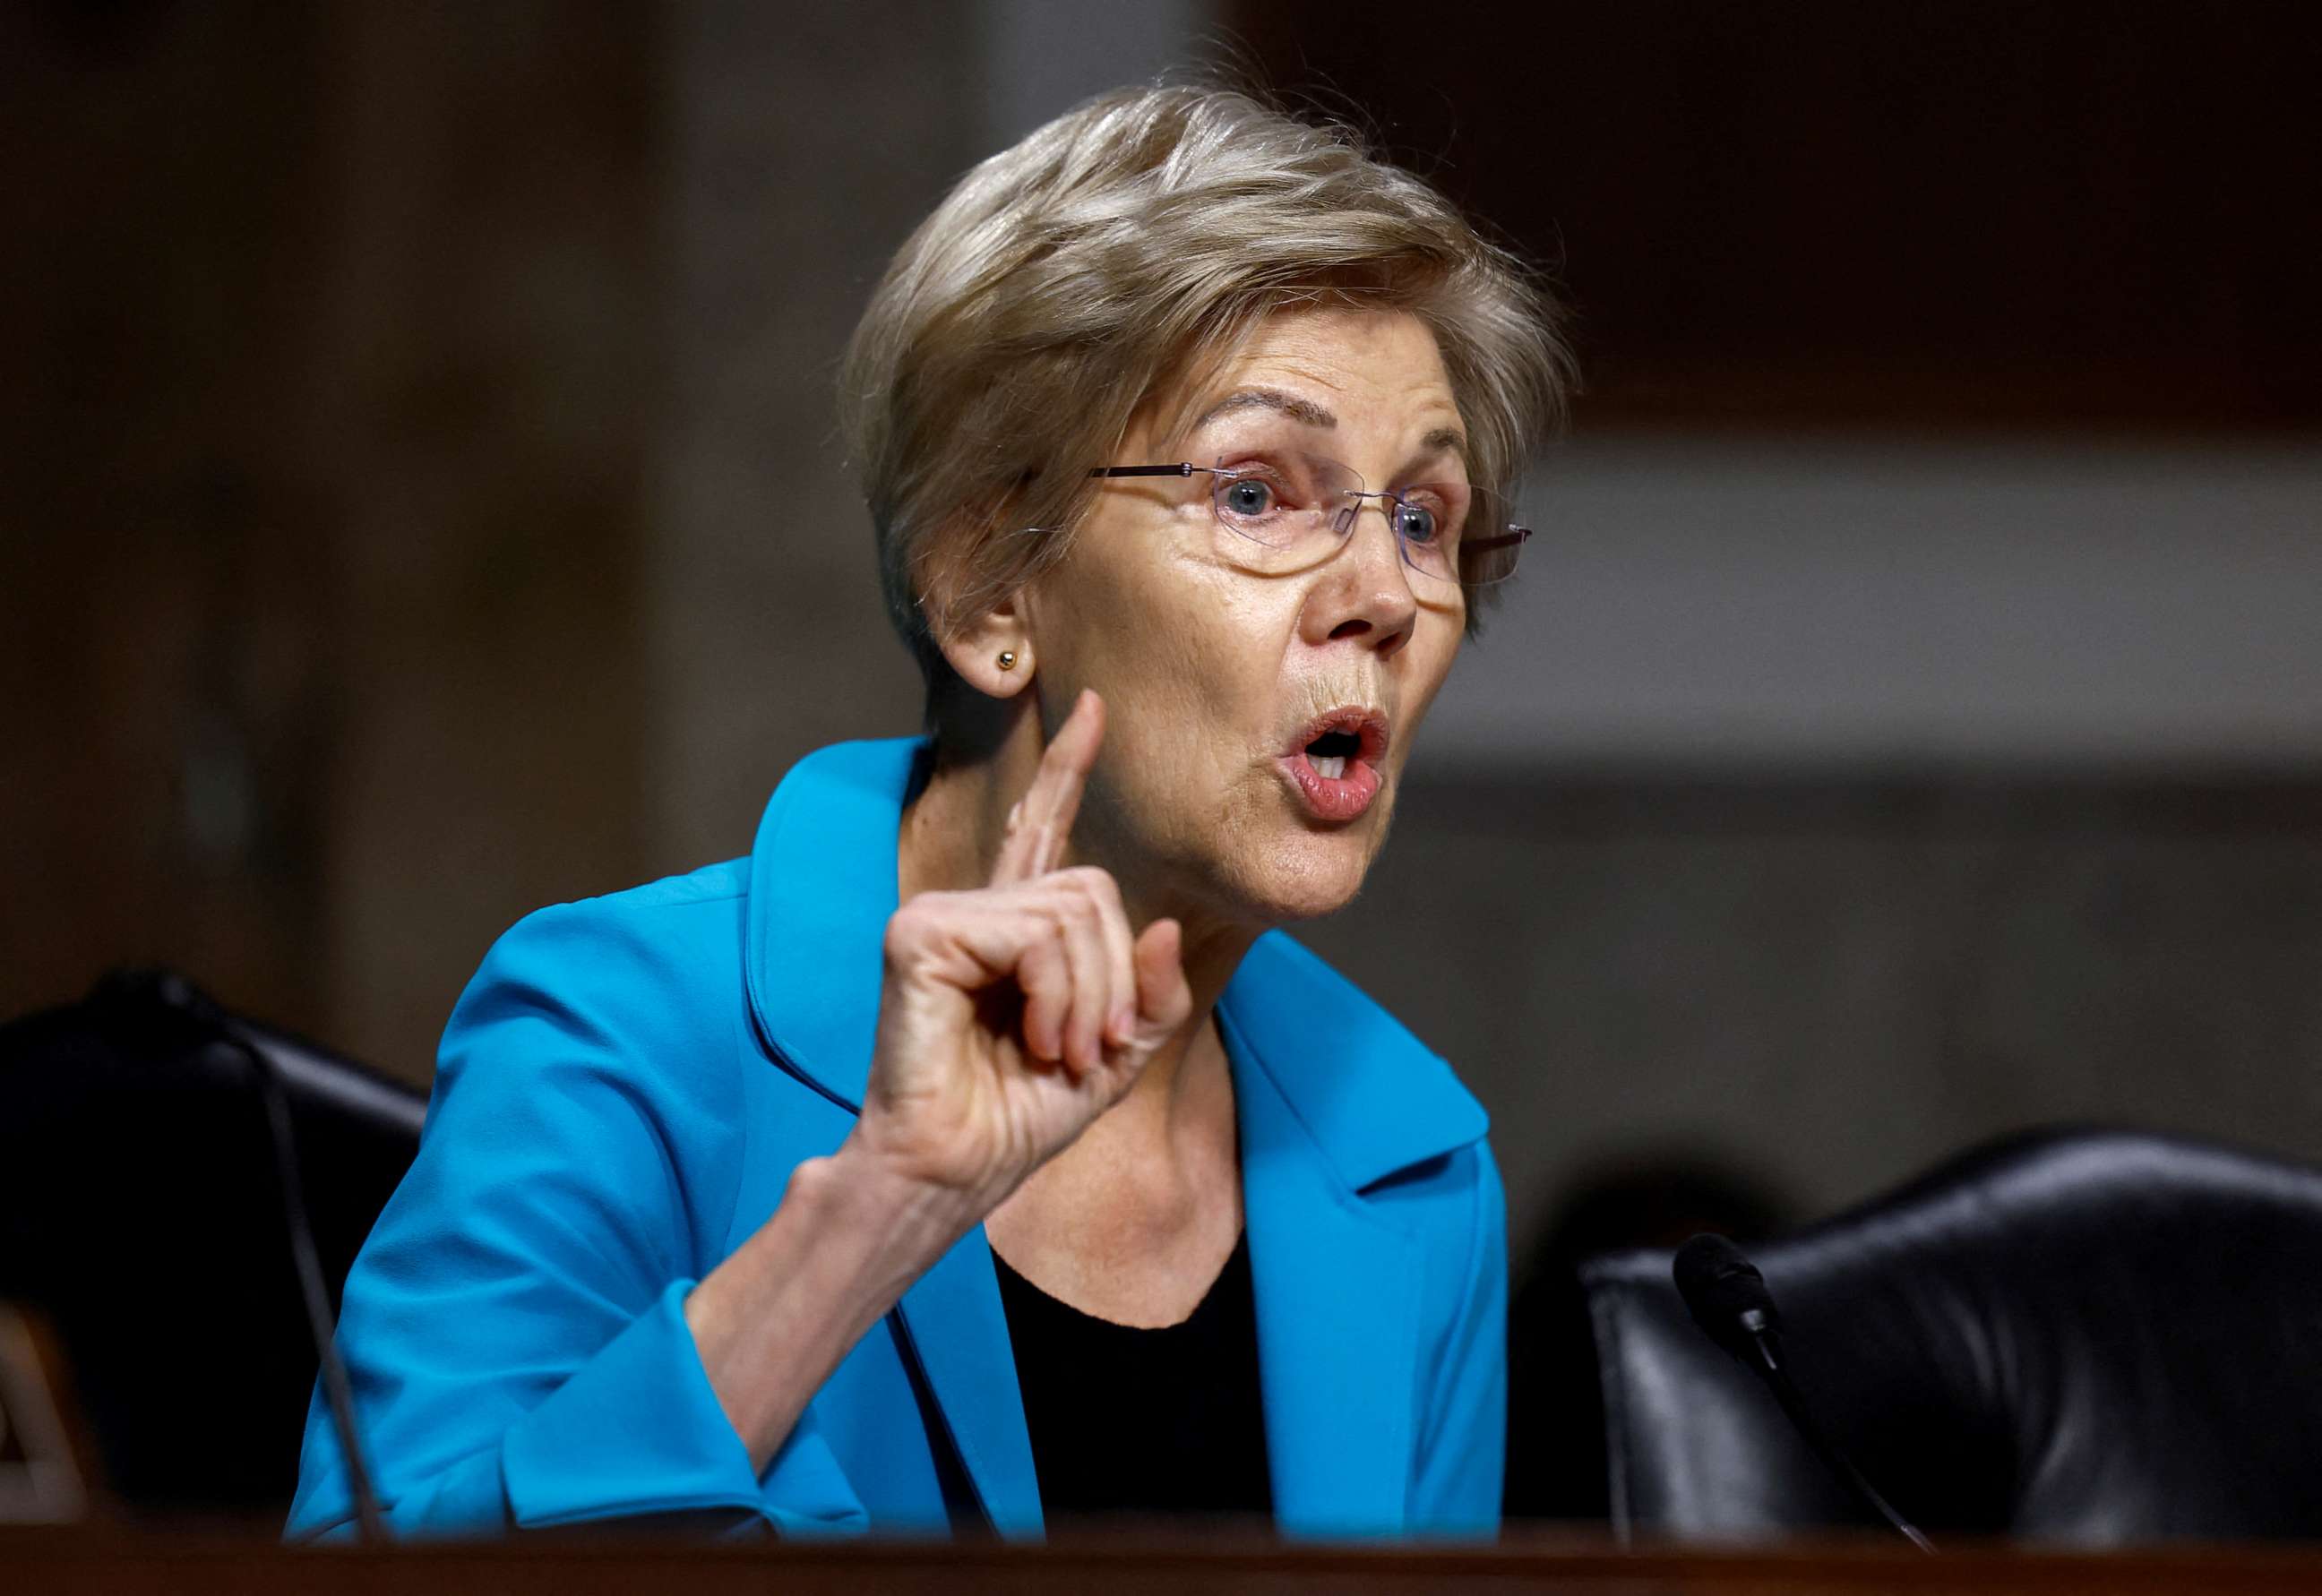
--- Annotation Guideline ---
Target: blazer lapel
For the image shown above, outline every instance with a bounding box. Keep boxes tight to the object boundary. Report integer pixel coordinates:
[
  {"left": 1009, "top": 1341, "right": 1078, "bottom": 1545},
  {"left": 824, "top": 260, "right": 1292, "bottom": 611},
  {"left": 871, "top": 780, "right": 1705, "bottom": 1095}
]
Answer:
[
  {"left": 1234, "top": 1029, "right": 1423, "bottom": 1535},
  {"left": 740, "top": 736, "right": 1043, "bottom": 1536},
  {"left": 1218, "top": 933, "right": 1492, "bottom": 1537},
  {"left": 891, "top": 1229, "right": 1045, "bottom": 1537},
  {"left": 741, "top": 737, "right": 920, "bottom": 1116}
]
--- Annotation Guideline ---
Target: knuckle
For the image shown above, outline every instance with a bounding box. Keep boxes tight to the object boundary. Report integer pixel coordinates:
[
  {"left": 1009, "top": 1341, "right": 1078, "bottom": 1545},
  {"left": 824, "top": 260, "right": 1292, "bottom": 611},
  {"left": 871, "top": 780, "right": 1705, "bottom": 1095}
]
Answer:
[
  {"left": 1062, "top": 869, "right": 1122, "bottom": 920},
  {"left": 1029, "top": 918, "right": 1071, "bottom": 966},
  {"left": 882, "top": 897, "right": 938, "bottom": 953},
  {"left": 1037, "top": 881, "right": 1094, "bottom": 927}
]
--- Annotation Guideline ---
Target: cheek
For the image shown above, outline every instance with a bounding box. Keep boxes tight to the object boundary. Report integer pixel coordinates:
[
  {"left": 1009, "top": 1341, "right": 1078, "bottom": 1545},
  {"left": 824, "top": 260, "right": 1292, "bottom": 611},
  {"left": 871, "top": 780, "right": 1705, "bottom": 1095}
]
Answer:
[
  {"left": 1057, "top": 556, "right": 1295, "bottom": 831},
  {"left": 1101, "top": 569, "right": 1275, "bottom": 773},
  {"left": 1062, "top": 536, "right": 1260, "bottom": 701},
  {"left": 1388, "top": 620, "right": 1464, "bottom": 773}
]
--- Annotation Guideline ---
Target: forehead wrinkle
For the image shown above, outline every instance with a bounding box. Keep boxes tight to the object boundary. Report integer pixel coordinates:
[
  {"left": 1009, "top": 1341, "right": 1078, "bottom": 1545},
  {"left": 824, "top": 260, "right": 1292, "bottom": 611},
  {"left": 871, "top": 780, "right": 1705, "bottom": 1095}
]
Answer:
[{"left": 1187, "top": 389, "right": 1466, "bottom": 469}]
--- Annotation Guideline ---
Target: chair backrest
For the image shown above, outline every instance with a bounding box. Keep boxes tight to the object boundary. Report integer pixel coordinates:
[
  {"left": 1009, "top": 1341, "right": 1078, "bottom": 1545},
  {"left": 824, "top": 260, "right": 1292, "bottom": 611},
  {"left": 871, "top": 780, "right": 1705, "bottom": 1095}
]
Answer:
[
  {"left": 0, "top": 973, "right": 425, "bottom": 1516},
  {"left": 1581, "top": 1127, "right": 2322, "bottom": 1546}
]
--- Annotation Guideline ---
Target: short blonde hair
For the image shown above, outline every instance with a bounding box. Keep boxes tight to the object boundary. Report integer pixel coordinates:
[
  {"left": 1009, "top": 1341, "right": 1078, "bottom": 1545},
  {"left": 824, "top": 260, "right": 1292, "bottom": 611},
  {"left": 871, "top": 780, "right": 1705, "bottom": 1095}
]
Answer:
[{"left": 839, "top": 82, "right": 1574, "bottom": 700}]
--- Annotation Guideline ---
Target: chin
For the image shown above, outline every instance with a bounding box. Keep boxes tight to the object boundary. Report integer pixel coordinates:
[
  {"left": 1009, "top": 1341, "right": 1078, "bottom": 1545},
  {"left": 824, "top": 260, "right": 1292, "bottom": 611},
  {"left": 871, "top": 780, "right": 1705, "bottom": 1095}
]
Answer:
[
  {"left": 1109, "top": 763, "right": 1398, "bottom": 929},
  {"left": 1222, "top": 815, "right": 1389, "bottom": 926}
]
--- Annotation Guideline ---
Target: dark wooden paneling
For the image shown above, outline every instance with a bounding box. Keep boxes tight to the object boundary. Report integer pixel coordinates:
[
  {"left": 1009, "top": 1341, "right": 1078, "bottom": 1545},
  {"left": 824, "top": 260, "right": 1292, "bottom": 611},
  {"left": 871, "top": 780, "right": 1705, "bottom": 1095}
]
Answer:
[
  {"left": 1226, "top": 1, "right": 2322, "bottom": 431},
  {"left": 0, "top": 4, "right": 658, "bottom": 1076},
  {"left": 0, "top": 2, "right": 344, "bottom": 1036},
  {"left": 13, "top": 1526, "right": 2322, "bottom": 1592}
]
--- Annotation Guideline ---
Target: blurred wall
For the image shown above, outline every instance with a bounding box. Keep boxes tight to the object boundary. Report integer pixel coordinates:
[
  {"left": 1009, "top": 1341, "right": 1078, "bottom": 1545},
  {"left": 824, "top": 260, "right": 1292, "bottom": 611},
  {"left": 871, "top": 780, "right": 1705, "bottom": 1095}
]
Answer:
[
  {"left": 1302, "top": 757, "right": 2322, "bottom": 1254},
  {"left": 2, "top": 4, "right": 657, "bottom": 1072},
  {"left": 646, "top": 0, "right": 959, "bottom": 873},
  {"left": 1434, "top": 440, "right": 2322, "bottom": 768},
  {"left": 321, "top": 5, "right": 659, "bottom": 1085}
]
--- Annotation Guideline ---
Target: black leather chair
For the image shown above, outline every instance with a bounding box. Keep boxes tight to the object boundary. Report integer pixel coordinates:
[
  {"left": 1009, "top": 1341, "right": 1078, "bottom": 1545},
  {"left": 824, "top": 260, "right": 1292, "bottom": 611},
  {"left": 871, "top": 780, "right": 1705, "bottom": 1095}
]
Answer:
[
  {"left": 1581, "top": 1128, "right": 2322, "bottom": 1545},
  {"left": 0, "top": 972, "right": 424, "bottom": 1516}
]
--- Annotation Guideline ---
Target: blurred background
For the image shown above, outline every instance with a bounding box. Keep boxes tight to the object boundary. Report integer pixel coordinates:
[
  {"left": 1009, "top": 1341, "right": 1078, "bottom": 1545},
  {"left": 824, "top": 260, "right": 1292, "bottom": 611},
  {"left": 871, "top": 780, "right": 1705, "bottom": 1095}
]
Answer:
[{"left": 5, "top": 0, "right": 2319, "bottom": 1274}]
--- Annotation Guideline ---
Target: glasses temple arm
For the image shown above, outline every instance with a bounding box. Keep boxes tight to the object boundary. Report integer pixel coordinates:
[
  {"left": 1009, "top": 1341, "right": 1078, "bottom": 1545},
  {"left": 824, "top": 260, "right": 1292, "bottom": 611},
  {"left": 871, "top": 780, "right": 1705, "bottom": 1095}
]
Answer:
[{"left": 1463, "top": 527, "right": 1533, "bottom": 553}]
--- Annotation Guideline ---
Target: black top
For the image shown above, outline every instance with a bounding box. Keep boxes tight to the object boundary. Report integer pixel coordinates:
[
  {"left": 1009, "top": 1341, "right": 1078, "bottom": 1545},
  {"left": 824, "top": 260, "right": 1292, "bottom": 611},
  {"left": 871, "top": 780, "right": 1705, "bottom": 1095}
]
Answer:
[{"left": 992, "top": 1231, "right": 1273, "bottom": 1521}]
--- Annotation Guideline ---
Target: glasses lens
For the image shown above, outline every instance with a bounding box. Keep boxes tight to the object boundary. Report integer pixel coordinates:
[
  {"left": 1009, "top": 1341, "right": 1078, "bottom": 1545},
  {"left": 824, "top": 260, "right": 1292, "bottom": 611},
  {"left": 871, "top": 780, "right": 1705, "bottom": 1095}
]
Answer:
[
  {"left": 1203, "top": 459, "right": 1527, "bottom": 588},
  {"left": 1208, "top": 454, "right": 1357, "bottom": 564},
  {"left": 1387, "top": 482, "right": 1474, "bottom": 584},
  {"left": 1453, "top": 486, "right": 1527, "bottom": 587}
]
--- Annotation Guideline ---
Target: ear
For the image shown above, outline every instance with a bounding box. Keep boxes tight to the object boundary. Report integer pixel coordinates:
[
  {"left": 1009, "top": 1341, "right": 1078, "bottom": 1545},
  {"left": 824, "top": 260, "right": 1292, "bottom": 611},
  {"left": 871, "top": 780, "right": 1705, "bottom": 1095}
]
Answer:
[{"left": 933, "top": 588, "right": 1035, "bottom": 700}]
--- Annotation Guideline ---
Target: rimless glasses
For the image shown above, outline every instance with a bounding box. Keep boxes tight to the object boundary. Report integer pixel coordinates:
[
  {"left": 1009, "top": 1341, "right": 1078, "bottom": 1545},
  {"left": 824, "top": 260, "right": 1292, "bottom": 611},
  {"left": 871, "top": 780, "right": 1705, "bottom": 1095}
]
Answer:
[{"left": 1089, "top": 452, "right": 1532, "bottom": 588}]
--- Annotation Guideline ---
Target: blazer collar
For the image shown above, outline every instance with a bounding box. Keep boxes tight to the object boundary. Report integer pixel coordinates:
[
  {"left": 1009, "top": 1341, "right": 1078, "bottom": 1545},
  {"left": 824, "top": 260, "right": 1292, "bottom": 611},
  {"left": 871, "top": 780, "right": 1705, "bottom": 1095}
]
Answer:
[
  {"left": 1217, "top": 934, "right": 1487, "bottom": 1194},
  {"left": 742, "top": 736, "right": 918, "bottom": 1111},
  {"left": 743, "top": 734, "right": 1489, "bottom": 1184},
  {"left": 741, "top": 738, "right": 1041, "bottom": 1534},
  {"left": 1217, "top": 940, "right": 1489, "bottom": 1535}
]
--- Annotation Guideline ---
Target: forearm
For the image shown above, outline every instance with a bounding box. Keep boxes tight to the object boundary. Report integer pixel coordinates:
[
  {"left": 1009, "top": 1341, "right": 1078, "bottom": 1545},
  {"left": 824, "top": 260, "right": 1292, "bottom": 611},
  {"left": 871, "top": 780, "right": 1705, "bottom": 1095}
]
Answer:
[{"left": 683, "top": 1139, "right": 981, "bottom": 1472}]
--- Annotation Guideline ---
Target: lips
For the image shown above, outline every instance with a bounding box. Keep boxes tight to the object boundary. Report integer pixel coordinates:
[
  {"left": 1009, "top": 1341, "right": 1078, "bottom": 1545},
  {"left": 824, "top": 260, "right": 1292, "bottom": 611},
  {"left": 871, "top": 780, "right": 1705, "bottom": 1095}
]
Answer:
[{"left": 1279, "top": 708, "right": 1391, "bottom": 823}]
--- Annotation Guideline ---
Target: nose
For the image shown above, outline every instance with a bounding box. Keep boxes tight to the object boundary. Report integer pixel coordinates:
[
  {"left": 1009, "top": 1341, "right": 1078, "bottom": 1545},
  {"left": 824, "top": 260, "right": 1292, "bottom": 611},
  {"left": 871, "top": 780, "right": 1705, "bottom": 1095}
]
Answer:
[{"left": 1300, "top": 497, "right": 1418, "bottom": 657}]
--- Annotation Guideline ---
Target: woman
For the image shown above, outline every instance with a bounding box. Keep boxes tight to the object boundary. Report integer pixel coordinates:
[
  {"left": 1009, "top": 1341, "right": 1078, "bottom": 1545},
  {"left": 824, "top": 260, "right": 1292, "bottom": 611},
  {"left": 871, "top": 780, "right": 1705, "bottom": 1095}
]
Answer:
[{"left": 291, "top": 82, "right": 1570, "bottom": 1540}]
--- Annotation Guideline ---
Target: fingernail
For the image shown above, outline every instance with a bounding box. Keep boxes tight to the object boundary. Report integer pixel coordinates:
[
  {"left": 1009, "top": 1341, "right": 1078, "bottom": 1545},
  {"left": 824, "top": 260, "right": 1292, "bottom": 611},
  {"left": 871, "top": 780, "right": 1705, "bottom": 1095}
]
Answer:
[{"left": 1110, "top": 1004, "right": 1135, "bottom": 1043}]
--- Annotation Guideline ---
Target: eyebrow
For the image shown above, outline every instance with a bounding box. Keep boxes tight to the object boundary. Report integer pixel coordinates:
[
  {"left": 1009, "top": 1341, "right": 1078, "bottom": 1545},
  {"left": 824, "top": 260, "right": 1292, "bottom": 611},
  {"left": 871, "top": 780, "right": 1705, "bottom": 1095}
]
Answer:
[
  {"left": 1189, "top": 390, "right": 1473, "bottom": 468},
  {"left": 1418, "top": 425, "right": 1469, "bottom": 465},
  {"left": 1191, "top": 387, "right": 1337, "bottom": 433}
]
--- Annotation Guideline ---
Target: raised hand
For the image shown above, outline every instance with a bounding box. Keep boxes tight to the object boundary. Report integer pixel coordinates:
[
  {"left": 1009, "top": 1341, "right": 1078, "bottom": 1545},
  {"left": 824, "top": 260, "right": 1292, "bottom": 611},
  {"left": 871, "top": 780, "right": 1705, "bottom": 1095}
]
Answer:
[{"left": 852, "top": 690, "right": 1195, "bottom": 1210}]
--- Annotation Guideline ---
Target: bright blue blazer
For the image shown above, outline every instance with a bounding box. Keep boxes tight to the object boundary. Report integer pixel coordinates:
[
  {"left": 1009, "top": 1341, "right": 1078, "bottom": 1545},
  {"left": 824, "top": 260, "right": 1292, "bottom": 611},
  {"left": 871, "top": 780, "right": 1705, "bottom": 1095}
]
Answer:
[{"left": 290, "top": 737, "right": 1507, "bottom": 1540}]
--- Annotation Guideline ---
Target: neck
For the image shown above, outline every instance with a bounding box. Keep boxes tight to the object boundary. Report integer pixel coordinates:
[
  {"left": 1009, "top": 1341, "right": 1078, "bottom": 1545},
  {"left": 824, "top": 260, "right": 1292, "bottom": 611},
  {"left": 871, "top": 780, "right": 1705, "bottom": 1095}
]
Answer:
[{"left": 897, "top": 701, "right": 1258, "bottom": 1137}]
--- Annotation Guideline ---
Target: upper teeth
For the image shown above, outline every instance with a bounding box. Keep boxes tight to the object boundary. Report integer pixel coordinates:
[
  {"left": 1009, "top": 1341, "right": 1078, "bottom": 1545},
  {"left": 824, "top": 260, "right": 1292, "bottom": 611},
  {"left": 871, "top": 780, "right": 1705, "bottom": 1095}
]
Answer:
[{"left": 1312, "top": 755, "right": 1346, "bottom": 779}]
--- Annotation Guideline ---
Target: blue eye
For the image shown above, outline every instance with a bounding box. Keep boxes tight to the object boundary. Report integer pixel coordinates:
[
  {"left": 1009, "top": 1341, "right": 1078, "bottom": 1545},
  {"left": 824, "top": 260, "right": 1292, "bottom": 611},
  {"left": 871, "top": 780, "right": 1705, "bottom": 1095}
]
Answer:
[
  {"left": 1393, "top": 500, "right": 1441, "bottom": 545},
  {"left": 1220, "top": 477, "right": 1277, "bottom": 519}
]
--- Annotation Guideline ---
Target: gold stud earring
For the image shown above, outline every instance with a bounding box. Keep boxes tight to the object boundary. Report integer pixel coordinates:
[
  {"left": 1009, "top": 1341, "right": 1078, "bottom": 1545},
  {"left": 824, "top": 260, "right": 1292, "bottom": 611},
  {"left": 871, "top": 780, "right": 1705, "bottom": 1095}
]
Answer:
[{"left": 997, "top": 650, "right": 1019, "bottom": 671}]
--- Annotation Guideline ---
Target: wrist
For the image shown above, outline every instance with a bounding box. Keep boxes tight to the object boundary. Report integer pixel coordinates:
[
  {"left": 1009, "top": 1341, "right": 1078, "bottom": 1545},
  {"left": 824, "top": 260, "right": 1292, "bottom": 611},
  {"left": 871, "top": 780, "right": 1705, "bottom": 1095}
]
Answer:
[
  {"left": 814, "top": 1130, "right": 991, "bottom": 1265},
  {"left": 682, "top": 1133, "right": 991, "bottom": 1469}
]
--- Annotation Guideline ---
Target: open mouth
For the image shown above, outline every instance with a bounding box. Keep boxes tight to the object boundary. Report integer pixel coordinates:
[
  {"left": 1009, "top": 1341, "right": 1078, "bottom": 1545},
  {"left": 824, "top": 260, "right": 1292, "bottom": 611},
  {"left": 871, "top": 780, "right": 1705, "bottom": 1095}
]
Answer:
[
  {"left": 1280, "top": 708, "right": 1390, "bottom": 822},
  {"left": 1306, "top": 727, "right": 1362, "bottom": 780}
]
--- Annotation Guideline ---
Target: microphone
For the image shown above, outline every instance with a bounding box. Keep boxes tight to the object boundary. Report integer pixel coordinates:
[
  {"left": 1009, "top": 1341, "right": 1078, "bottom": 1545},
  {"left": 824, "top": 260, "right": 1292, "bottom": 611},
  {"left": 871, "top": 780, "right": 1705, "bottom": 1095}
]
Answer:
[{"left": 1673, "top": 1233, "right": 1933, "bottom": 1554}]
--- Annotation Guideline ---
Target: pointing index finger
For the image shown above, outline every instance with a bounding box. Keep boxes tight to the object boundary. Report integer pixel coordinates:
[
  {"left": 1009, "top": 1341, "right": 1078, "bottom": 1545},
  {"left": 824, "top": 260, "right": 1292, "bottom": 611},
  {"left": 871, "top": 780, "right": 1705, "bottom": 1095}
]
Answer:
[{"left": 991, "top": 689, "right": 1104, "bottom": 887}]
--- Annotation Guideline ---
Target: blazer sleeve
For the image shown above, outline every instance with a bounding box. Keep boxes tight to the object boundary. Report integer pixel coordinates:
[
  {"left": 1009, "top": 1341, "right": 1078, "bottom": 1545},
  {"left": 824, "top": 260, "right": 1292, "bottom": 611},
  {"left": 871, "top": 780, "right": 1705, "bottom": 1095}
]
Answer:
[
  {"left": 1406, "top": 1140, "right": 1509, "bottom": 1536},
  {"left": 287, "top": 895, "right": 863, "bottom": 1540}
]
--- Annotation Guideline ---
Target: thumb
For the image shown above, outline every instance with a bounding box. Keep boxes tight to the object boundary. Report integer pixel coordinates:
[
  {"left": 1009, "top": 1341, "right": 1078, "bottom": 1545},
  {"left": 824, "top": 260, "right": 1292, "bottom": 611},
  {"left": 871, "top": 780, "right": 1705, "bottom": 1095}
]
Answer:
[{"left": 1131, "top": 917, "right": 1192, "bottom": 1037}]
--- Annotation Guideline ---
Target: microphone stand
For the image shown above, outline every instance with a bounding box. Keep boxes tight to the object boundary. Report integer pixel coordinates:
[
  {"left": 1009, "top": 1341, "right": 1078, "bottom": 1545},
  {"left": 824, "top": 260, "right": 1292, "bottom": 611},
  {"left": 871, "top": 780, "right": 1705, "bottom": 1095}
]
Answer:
[
  {"left": 1739, "top": 1330, "right": 1935, "bottom": 1554},
  {"left": 140, "top": 973, "right": 387, "bottom": 1543},
  {"left": 1674, "top": 1234, "right": 1934, "bottom": 1555}
]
